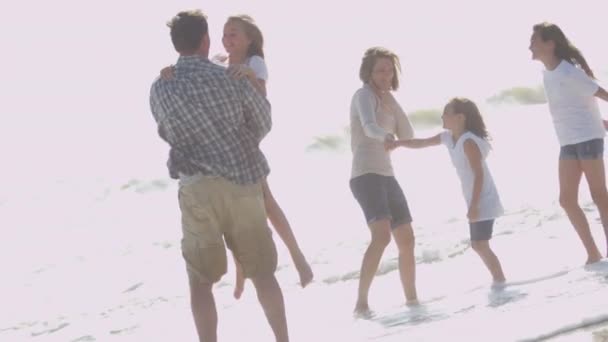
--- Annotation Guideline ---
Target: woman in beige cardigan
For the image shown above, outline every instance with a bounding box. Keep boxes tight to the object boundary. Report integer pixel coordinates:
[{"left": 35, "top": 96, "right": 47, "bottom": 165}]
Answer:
[{"left": 349, "top": 47, "right": 417, "bottom": 316}]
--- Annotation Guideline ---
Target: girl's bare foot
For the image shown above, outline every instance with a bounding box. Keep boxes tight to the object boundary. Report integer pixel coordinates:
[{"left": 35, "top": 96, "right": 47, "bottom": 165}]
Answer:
[
  {"left": 493, "top": 275, "right": 506, "bottom": 283},
  {"left": 491, "top": 280, "right": 507, "bottom": 290},
  {"left": 159, "top": 65, "right": 175, "bottom": 80},
  {"left": 353, "top": 301, "right": 373, "bottom": 318},
  {"left": 233, "top": 279, "right": 244, "bottom": 299},
  {"left": 405, "top": 299, "right": 420, "bottom": 307},
  {"left": 295, "top": 257, "right": 314, "bottom": 288},
  {"left": 586, "top": 253, "right": 603, "bottom": 265},
  {"left": 234, "top": 264, "right": 245, "bottom": 299}
]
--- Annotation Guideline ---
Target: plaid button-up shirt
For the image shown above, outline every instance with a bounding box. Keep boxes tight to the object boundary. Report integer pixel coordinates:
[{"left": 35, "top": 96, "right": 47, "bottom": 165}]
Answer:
[{"left": 150, "top": 55, "right": 271, "bottom": 185}]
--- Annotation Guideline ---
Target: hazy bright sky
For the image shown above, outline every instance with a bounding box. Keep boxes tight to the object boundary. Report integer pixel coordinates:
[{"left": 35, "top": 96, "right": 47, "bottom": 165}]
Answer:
[{"left": 2, "top": 0, "right": 607, "bottom": 181}]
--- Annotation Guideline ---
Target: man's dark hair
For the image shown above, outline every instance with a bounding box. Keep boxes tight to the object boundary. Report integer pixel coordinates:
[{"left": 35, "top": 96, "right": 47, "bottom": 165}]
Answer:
[{"left": 167, "top": 10, "right": 208, "bottom": 54}]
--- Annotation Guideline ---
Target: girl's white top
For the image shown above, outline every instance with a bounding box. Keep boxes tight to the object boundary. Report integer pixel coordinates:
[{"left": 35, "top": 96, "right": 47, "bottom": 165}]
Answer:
[
  {"left": 211, "top": 55, "right": 268, "bottom": 81},
  {"left": 246, "top": 55, "right": 268, "bottom": 81},
  {"left": 543, "top": 60, "right": 604, "bottom": 146},
  {"left": 440, "top": 131, "right": 504, "bottom": 222}
]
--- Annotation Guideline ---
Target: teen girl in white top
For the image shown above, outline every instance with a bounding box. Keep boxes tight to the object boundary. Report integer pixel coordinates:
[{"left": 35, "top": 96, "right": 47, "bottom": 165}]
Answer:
[{"left": 530, "top": 22, "right": 608, "bottom": 264}]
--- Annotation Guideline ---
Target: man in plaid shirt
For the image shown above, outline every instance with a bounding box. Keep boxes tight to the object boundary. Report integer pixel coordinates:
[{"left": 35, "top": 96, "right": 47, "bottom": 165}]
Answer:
[{"left": 150, "top": 10, "right": 289, "bottom": 342}]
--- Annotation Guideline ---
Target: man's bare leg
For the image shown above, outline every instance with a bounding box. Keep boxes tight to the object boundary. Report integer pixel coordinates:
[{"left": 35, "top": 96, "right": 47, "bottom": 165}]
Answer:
[
  {"left": 262, "top": 180, "right": 314, "bottom": 287},
  {"left": 471, "top": 240, "right": 506, "bottom": 283},
  {"left": 251, "top": 273, "right": 289, "bottom": 342},
  {"left": 188, "top": 274, "right": 218, "bottom": 342}
]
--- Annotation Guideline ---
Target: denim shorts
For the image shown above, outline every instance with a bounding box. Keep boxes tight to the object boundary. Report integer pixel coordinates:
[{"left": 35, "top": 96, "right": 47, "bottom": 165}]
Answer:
[
  {"left": 469, "top": 219, "right": 494, "bottom": 241},
  {"left": 349, "top": 173, "right": 412, "bottom": 229},
  {"left": 559, "top": 138, "right": 604, "bottom": 160}
]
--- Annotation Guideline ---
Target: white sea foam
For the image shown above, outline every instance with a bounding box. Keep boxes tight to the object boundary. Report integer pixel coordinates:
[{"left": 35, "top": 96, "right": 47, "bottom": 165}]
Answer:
[{"left": 2, "top": 105, "right": 608, "bottom": 341}]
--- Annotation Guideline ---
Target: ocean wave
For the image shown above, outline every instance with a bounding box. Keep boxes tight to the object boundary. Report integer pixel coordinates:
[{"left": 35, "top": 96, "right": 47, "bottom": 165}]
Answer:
[
  {"left": 523, "top": 314, "right": 608, "bottom": 341},
  {"left": 119, "top": 178, "right": 173, "bottom": 194}
]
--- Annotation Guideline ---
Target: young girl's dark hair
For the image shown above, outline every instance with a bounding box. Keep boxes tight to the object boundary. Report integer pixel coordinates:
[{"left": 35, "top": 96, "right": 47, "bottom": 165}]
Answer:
[{"left": 448, "top": 97, "right": 489, "bottom": 140}]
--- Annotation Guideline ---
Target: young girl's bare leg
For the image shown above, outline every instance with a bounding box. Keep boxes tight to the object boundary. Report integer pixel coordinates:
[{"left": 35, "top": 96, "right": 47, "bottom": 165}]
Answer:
[
  {"left": 471, "top": 240, "right": 505, "bottom": 283},
  {"left": 233, "top": 256, "right": 245, "bottom": 299},
  {"left": 262, "top": 180, "right": 313, "bottom": 287}
]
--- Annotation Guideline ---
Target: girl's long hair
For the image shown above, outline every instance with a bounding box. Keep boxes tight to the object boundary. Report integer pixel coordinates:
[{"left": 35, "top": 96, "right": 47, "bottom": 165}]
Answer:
[
  {"left": 533, "top": 22, "right": 594, "bottom": 78},
  {"left": 227, "top": 15, "right": 264, "bottom": 58},
  {"left": 448, "top": 97, "right": 489, "bottom": 140}
]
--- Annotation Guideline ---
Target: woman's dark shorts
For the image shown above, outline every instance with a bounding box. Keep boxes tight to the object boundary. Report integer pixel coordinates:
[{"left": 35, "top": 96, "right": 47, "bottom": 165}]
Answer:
[{"left": 350, "top": 173, "right": 412, "bottom": 229}]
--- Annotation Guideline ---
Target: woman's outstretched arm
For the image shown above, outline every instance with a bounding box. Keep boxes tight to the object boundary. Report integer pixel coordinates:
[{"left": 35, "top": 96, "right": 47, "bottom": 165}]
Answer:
[{"left": 392, "top": 134, "right": 442, "bottom": 149}]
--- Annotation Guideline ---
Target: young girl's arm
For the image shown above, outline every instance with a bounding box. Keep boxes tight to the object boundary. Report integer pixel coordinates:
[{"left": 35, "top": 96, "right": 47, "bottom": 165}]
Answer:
[
  {"left": 160, "top": 65, "right": 175, "bottom": 80},
  {"left": 251, "top": 77, "right": 267, "bottom": 97},
  {"left": 463, "top": 139, "right": 483, "bottom": 221},
  {"left": 394, "top": 134, "right": 442, "bottom": 149},
  {"left": 228, "top": 65, "right": 267, "bottom": 96},
  {"left": 231, "top": 56, "right": 269, "bottom": 97}
]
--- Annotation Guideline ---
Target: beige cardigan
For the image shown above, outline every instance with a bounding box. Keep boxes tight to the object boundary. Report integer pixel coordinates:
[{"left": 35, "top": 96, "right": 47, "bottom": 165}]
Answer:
[{"left": 350, "top": 84, "right": 414, "bottom": 179}]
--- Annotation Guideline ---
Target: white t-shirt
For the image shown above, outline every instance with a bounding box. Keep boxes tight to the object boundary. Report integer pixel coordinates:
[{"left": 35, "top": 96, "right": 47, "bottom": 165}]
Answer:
[
  {"left": 543, "top": 60, "right": 605, "bottom": 146},
  {"left": 440, "top": 131, "right": 504, "bottom": 222},
  {"left": 210, "top": 55, "right": 268, "bottom": 81},
  {"left": 246, "top": 55, "right": 268, "bottom": 81}
]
